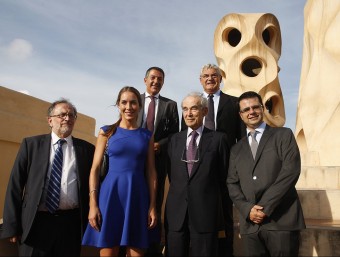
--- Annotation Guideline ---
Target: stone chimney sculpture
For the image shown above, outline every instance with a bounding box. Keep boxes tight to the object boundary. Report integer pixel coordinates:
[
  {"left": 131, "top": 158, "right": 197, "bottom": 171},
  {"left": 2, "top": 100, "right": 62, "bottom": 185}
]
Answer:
[{"left": 214, "top": 13, "right": 285, "bottom": 127}]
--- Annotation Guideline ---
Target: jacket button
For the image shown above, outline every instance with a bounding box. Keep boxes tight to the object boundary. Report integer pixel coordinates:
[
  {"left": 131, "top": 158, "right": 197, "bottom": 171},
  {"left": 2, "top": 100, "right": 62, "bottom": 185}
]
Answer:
[{"left": 253, "top": 176, "right": 257, "bottom": 180}]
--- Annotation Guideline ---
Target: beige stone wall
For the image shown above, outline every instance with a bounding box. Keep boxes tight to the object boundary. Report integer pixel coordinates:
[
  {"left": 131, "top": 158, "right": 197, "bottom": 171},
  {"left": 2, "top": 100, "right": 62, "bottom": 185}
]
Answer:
[
  {"left": 295, "top": 0, "right": 340, "bottom": 166},
  {"left": 0, "top": 85, "right": 96, "bottom": 218}
]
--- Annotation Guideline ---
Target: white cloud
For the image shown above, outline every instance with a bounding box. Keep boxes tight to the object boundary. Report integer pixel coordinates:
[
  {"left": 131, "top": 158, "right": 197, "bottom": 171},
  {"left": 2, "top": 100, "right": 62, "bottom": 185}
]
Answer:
[{"left": 7, "top": 39, "right": 33, "bottom": 62}]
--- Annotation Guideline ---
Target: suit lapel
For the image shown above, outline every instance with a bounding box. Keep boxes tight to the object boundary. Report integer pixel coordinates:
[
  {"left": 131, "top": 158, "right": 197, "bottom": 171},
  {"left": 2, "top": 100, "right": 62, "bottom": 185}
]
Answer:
[
  {"left": 254, "top": 125, "right": 274, "bottom": 162},
  {"left": 36, "top": 135, "right": 52, "bottom": 176},
  {"left": 155, "top": 96, "right": 165, "bottom": 130},
  {"left": 217, "top": 92, "right": 228, "bottom": 117},
  {"left": 175, "top": 131, "right": 189, "bottom": 178}
]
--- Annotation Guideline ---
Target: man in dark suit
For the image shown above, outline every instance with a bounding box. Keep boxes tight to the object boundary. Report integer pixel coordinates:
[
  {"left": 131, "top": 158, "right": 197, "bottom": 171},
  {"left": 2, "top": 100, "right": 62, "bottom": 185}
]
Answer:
[
  {"left": 181, "top": 63, "right": 245, "bottom": 256},
  {"left": 1, "top": 99, "right": 95, "bottom": 256},
  {"left": 165, "top": 92, "right": 229, "bottom": 256},
  {"left": 137, "top": 66, "right": 179, "bottom": 256},
  {"left": 227, "top": 91, "right": 305, "bottom": 256}
]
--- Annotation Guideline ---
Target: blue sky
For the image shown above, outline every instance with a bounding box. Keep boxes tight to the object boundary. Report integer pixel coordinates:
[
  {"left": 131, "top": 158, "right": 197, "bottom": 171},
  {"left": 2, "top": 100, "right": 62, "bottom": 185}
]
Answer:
[{"left": 0, "top": 0, "right": 306, "bottom": 134}]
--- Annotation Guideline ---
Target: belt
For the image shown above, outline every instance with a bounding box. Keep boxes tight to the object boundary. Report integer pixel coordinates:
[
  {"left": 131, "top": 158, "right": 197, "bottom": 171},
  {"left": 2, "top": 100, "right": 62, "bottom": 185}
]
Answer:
[{"left": 38, "top": 208, "right": 79, "bottom": 217}]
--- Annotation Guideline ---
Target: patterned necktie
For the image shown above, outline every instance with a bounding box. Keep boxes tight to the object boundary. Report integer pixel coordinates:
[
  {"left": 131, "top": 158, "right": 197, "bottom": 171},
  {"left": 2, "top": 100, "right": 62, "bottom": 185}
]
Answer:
[
  {"left": 250, "top": 131, "right": 258, "bottom": 159},
  {"left": 205, "top": 94, "right": 215, "bottom": 130},
  {"left": 186, "top": 130, "right": 198, "bottom": 176},
  {"left": 46, "top": 139, "right": 66, "bottom": 213},
  {"left": 146, "top": 96, "right": 155, "bottom": 132}
]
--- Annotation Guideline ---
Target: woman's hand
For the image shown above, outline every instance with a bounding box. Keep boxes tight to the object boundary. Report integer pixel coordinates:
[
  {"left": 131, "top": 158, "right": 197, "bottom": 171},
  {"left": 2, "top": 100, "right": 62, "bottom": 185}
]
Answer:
[
  {"left": 88, "top": 206, "right": 102, "bottom": 232},
  {"left": 147, "top": 206, "right": 157, "bottom": 229}
]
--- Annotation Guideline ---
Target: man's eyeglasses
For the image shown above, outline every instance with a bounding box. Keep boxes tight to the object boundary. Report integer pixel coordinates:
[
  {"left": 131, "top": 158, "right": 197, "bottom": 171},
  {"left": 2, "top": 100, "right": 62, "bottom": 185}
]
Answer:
[
  {"left": 240, "top": 105, "right": 263, "bottom": 114},
  {"left": 50, "top": 113, "right": 77, "bottom": 120},
  {"left": 181, "top": 147, "right": 200, "bottom": 164}
]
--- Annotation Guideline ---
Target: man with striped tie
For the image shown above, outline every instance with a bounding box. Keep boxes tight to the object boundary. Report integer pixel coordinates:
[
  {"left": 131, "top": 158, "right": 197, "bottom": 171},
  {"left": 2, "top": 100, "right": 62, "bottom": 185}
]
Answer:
[{"left": 2, "top": 98, "right": 95, "bottom": 256}]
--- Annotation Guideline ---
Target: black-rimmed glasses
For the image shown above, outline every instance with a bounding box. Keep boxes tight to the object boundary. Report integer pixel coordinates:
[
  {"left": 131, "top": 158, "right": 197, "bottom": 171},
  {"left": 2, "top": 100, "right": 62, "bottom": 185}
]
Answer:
[
  {"left": 239, "top": 105, "right": 263, "bottom": 114},
  {"left": 50, "top": 112, "right": 77, "bottom": 120}
]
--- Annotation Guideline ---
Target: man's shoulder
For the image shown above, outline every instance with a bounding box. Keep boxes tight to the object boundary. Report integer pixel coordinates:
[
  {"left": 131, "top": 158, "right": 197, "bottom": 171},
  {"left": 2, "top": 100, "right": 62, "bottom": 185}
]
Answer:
[
  {"left": 220, "top": 91, "right": 238, "bottom": 101},
  {"left": 23, "top": 134, "right": 50, "bottom": 142},
  {"left": 159, "top": 95, "right": 177, "bottom": 104},
  {"left": 72, "top": 137, "right": 95, "bottom": 148},
  {"left": 266, "top": 125, "right": 293, "bottom": 136}
]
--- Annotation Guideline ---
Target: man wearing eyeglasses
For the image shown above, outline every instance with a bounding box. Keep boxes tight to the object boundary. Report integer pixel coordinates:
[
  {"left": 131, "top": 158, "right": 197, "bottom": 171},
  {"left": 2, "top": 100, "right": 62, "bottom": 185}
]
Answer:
[
  {"left": 2, "top": 98, "right": 95, "bottom": 256},
  {"left": 227, "top": 91, "right": 305, "bottom": 256},
  {"left": 181, "top": 63, "right": 245, "bottom": 256},
  {"left": 165, "top": 92, "right": 229, "bottom": 257}
]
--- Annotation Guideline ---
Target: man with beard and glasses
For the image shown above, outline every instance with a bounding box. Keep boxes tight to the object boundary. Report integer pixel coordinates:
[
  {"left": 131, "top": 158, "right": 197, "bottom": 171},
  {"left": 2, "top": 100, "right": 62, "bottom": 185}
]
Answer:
[{"left": 2, "top": 98, "right": 95, "bottom": 256}]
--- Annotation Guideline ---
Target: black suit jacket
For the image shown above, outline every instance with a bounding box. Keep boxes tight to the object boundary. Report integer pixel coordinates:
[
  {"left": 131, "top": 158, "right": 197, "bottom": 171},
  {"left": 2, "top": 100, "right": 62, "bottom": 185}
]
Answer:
[
  {"left": 165, "top": 128, "right": 229, "bottom": 233},
  {"left": 138, "top": 93, "right": 179, "bottom": 147},
  {"left": 227, "top": 126, "right": 306, "bottom": 235},
  {"left": 138, "top": 93, "right": 179, "bottom": 192},
  {"left": 1, "top": 134, "right": 95, "bottom": 242},
  {"left": 181, "top": 91, "right": 245, "bottom": 148}
]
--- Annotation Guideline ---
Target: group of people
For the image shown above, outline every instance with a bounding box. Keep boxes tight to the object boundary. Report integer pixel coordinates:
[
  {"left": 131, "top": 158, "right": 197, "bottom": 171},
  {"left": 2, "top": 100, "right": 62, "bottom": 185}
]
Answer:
[{"left": 1, "top": 64, "right": 305, "bottom": 257}]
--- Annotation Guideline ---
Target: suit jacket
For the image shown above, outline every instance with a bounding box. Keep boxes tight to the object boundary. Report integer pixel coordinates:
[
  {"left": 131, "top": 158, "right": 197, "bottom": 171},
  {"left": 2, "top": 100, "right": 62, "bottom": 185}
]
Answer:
[
  {"left": 227, "top": 126, "right": 306, "bottom": 235},
  {"left": 165, "top": 128, "right": 229, "bottom": 233},
  {"left": 1, "top": 134, "right": 95, "bottom": 242},
  {"left": 181, "top": 91, "right": 246, "bottom": 148},
  {"left": 138, "top": 93, "right": 179, "bottom": 171}
]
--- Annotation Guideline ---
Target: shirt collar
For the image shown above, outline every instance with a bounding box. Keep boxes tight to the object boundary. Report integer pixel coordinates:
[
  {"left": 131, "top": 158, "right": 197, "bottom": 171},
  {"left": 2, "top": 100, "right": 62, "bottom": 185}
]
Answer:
[
  {"left": 187, "top": 125, "right": 204, "bottom": 138},
  {"left": 203, "top": 89, "right": 221, "bottom": 98},
  {"left": 247, "top": 122, "right": 266, "bottom": 136},
  {"left": 51, "top": 132, "right": 72, "bottom": 145},
  {"left": 145, "top": 92, "right": 160, "bottom": 99}
]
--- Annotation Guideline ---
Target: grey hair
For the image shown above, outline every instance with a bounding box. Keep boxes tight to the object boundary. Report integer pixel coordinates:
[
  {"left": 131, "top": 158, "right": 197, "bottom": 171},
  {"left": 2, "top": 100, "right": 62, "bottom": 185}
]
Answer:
[
  {"left": 200, "top": 63, "right": 222, "bottom": 77},
  {"left": 181, "top": 92, "right": 208, "bottom": 109},
  {"left": 47, "top": 98, "right": 77, "bottom": 117}
]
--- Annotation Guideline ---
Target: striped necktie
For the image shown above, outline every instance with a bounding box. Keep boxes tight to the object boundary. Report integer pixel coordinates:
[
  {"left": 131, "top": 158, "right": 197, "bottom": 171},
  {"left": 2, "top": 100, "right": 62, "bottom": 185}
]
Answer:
[{"left": 46, "top": 139, "right": 66, "bottom": 213}]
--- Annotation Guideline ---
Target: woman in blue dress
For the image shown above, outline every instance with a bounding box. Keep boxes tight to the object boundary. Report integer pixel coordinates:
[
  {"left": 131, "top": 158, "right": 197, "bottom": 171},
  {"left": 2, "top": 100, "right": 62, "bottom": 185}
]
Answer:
[{"left": 82, "top": 86, "right": 157, "bottom": 256}]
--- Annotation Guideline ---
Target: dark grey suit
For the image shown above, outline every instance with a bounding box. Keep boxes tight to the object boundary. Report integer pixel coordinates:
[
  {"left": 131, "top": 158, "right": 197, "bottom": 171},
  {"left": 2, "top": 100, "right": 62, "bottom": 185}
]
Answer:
[
  {"left": 181, "top": 91, "right": 245, "bottom": 256},
  {"left": 165, "top": 128, "right": 229, "bottom": 256},
  {"left": 2, "top": 134, "right": 94, "bottom": 256},
  {"left": 138, "top": 93, "right": 179, "bottom": 246},
  {"left": 227, "top": 125, "right": 305, "bottom": 256}
]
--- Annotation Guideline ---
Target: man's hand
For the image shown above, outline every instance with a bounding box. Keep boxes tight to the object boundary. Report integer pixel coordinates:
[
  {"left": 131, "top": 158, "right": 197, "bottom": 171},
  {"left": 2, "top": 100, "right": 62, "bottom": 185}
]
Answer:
[
  {"left": 9, "top": 236, "right": 20, "bottom": 243},
  {"left": 154, "top": 142, "right": 161, "bottom": 154},
  {"left": 249, "top": 205, "right": 266, "bottom": 224}
]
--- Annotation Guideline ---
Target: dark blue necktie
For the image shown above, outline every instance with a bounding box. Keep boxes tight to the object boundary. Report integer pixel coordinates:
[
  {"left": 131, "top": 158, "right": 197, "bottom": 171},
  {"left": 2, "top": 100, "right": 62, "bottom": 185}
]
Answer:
[
  {"left": 186, "top": 130, "right": 198, "bottom": 176},
  {"left": 46, "top": 139, "right": 66, "bottom": 213}
]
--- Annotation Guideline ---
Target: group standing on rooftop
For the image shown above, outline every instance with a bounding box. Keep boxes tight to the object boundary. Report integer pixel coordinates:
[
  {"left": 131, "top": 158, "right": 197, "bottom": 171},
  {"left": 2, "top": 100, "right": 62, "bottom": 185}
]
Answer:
[{"left": 1, "top": 64, "right": 305, "bottom": 257}]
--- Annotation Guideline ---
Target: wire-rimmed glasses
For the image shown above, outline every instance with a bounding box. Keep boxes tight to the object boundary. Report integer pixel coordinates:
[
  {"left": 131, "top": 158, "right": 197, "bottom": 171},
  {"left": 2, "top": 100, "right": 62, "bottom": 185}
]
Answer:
[{"left": 181, "top": 147, "right": 200, "bottom": 164}]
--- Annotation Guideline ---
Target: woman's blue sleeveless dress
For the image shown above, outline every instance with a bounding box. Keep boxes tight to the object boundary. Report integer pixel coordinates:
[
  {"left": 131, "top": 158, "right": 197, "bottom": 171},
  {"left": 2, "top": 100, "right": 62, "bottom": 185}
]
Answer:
[{"left": 82, "top": 126, "right": 152, "bottom": 249}]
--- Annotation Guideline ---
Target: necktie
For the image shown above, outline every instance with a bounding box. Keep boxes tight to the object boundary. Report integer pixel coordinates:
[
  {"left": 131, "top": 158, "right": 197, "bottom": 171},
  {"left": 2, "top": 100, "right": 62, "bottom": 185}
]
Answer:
[
  {"left": 186, "top": 130, "right": 198, "bottom": 176},
  {"left": 250, "top": 131, "right": 258, "bottom": 159},
  {"left": 46, "top": 139, "right": 66, "bottom": 213},
  {"left": 205, "top": 94, "right": 215, "bottom": 130},
  {"left": 146, "top": 96, "right": 155, "bottom": 132}
]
